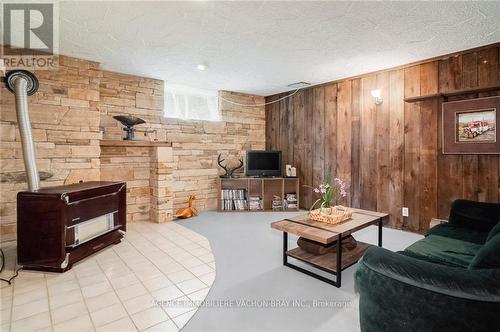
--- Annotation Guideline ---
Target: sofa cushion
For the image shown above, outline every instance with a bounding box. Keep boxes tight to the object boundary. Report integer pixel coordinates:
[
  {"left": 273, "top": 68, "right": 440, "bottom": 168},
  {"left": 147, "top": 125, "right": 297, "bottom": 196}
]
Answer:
[
  {"left": 469, "top": 233, "right": 500, "bottom": 270},
  {"left": 404, "top": 234, "right": 482, "bottom": 268},
  {"left": 448, "top": 199, "right": 500, "bottom": 232},
  {"left": 486, "top": 222, "right": 500, "bottom": 243},
  {"left": 428, "top": 223, "right": 488, "bottom": 245}
]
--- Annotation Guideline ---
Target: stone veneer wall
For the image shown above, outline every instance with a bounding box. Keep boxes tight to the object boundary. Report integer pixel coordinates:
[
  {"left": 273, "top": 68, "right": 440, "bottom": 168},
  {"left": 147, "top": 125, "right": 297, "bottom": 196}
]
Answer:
[
  {"left": 0, "top": 56, "right": 102, "bottom": 242},
  {"left": 168, "top": 92, "right": 266, "bottom": 210},
  {"left": 0, "top": 54, "right": 265, "bottom": 241},
  {"left": 99, "top": 142, "right": 174, "bottom": 223},
  {"left": 98, "top": 70, "right": 266, "bottom": 211}
]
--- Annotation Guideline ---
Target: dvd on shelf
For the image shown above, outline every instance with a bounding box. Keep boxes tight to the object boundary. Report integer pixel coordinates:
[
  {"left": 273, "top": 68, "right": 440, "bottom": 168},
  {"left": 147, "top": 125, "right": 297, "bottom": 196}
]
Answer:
[{"left": 221, "top": 189, "right": 247, "bottom": 210}]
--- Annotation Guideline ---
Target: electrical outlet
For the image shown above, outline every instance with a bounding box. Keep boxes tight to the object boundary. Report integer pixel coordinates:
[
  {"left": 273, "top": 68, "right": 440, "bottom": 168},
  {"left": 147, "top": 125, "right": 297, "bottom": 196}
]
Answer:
[{"left": 402, "top": 207, "right": 409, "bottom": 217}]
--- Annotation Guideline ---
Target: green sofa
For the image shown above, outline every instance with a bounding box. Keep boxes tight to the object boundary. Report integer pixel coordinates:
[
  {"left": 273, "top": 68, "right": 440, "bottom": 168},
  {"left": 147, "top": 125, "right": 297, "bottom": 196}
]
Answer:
[{"left": 354, "top": 199, "right": 500, "bottom": 332}]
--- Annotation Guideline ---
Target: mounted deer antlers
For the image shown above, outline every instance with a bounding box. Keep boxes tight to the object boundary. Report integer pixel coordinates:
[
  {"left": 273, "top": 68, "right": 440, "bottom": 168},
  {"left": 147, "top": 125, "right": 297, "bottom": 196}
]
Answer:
[{"left": 218, "top": 153, "right": 244, "bottom": 178}]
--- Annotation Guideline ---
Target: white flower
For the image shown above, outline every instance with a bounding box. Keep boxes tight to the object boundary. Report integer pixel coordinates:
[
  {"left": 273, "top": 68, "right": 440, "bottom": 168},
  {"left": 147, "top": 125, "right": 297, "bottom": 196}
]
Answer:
[{"left": 313, "top": 188, "right": 320, "bottom": 193}]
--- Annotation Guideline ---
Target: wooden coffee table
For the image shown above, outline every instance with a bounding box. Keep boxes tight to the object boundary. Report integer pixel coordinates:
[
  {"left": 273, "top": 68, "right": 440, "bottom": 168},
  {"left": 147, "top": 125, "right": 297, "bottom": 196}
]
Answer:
[{"left": 271, "top": 208, "right": 388, "bottom": 287}]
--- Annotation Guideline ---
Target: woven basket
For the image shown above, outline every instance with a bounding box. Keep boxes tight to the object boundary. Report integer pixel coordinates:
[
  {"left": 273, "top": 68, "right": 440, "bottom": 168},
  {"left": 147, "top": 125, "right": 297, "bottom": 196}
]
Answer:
[{"left": 309, "top": 205, "right": 352, "bottom": 225}]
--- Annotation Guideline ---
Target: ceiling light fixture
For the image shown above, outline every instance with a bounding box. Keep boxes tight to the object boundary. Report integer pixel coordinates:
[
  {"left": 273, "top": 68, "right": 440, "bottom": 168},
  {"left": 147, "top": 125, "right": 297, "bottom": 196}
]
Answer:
[
  {"left": 197, "top": 63, "right": 207, "bottom": 71},
  {"left": 371, "top": 89, "right": 383, "bottom": 105}
]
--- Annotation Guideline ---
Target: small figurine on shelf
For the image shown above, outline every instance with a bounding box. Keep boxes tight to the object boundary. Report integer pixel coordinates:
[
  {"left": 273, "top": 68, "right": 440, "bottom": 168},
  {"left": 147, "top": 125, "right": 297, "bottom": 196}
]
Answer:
[{"left": 175, "top": 195, "right": 198, "bottom": 219}]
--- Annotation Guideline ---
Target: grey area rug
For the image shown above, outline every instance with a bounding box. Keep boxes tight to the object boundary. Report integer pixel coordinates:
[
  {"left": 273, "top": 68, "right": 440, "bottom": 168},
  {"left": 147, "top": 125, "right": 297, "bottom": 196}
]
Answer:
[{"left": 177, "top": 211, "right": 422, "bottom": 332}]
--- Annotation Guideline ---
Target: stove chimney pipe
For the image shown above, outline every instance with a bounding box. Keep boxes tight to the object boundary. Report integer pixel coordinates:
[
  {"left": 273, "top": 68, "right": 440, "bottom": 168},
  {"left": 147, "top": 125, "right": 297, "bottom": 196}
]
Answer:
[{"left": 5, "top": 70, "right": 40, "bottom": 191}]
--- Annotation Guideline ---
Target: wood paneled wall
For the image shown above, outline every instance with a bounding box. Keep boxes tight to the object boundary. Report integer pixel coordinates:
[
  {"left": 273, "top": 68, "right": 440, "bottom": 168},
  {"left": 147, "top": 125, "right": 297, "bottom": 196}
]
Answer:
[{"left": 265, "top": 44, "right": 500, "bottom": 232}]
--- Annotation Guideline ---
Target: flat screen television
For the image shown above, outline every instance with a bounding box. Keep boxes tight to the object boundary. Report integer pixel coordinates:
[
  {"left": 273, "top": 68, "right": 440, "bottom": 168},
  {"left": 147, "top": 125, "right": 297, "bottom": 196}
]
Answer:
[{"left": 246, "top": 150, "right": 282, "bottom": 177}]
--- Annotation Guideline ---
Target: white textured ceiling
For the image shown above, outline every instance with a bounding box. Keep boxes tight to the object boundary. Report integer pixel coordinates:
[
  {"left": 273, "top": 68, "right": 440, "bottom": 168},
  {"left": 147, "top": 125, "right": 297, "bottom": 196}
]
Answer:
[{"left": 58, "top": 1, "right": 500, "bottom": 96}]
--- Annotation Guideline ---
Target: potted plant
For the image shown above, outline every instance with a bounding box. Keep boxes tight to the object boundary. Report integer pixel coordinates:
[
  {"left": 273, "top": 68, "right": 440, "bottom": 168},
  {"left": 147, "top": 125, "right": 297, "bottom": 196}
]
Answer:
[{"left": 306, "top": 174, "right": 347, "bottom": 215}]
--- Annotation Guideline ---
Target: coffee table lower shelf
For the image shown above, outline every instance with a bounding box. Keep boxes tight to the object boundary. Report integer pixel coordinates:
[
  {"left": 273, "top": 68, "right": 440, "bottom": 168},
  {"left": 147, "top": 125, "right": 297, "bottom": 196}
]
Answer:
[
  {"left": 282, "top": 233, "right": 372, "bottom": 287},
  {"left": 286, "top": 241, "right": 370, "bottom": 273}
]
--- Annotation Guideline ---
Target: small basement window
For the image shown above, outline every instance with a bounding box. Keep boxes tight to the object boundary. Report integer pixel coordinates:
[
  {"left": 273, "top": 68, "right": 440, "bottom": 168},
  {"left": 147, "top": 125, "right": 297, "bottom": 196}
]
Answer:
[{"left": 165, "top": 84, "right": 220, "bottom": 121}]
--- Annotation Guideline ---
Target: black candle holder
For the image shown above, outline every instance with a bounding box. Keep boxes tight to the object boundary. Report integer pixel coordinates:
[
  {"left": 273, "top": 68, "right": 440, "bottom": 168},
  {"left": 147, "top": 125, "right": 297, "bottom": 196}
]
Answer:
[{"left": 112, "top": 115, "right": 146, "bottom": 140}]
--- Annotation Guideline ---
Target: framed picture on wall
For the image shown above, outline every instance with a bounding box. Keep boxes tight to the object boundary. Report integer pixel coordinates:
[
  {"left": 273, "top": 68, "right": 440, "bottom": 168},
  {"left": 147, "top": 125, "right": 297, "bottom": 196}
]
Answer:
[{"left": 442, "top": 96, "right": 500, "bottom": 154}]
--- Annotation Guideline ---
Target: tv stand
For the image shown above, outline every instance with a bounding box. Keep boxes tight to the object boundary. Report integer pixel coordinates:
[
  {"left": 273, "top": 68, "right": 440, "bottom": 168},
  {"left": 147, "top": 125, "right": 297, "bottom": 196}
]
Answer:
[{"left": 217, "top": 177, "right": 299, "bottom": 212}]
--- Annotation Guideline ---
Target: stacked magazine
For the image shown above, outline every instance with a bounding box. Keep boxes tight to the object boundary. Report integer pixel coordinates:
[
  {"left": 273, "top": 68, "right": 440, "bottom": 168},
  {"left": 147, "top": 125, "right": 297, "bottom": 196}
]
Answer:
[
  {"left": 272, "top": 195, "right": 282, "bottom": 211},
  {"left": 248, "top": 196, "right": 263, "bottom": 210},
  {"left": 284, "top": 193, "right": 298, "bottom": 210}
]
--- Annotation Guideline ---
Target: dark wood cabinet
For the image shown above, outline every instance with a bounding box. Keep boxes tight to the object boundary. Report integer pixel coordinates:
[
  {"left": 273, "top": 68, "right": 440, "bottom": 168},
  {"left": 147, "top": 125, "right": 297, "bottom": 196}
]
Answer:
[{"left": 17, "top": 181, "right": 126, "bottom": 272}]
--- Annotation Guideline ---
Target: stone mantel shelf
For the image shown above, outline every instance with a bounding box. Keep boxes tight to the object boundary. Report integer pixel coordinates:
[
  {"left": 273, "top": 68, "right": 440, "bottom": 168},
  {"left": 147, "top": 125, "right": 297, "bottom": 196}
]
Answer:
[{"left": 100, "top": 140, "right": 172, "bottom": 147}]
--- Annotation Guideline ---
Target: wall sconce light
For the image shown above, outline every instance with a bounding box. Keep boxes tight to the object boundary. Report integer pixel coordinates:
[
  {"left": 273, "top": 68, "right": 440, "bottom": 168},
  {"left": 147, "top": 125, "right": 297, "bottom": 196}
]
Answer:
[{"left": 371, "top": 89, "right": 383, "bottom": 105}]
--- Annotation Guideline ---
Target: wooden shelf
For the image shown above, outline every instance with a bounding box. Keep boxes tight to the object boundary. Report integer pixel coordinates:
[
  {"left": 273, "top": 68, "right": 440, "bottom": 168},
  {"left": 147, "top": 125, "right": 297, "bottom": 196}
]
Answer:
[
  {"left": 218, "top": 208, "right": 300, "bottom": 213},
  {"left": 100, "top": 140, "right": 172, "bottom": 147},
  {"left": 286, "top": 241, "right": 370, "bottom": 273},
  {"left": 217, "top": 177, "right": 299, "bottom": 212},
  {"left": 404, "top": 84, "right": 500, "bottom": 103}
]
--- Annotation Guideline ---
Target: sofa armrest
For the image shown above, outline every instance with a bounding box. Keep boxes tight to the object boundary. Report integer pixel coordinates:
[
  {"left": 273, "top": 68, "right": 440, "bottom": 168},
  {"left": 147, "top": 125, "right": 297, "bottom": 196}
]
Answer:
[
  {"left": 448, "top": 199, "right": 500, "bottom": 232},
  {"left": 356, "top": 246, "right": 500, "bottom": 302},
  {"left": 355, "top": 246, "right": 500, "bottom": 332}
]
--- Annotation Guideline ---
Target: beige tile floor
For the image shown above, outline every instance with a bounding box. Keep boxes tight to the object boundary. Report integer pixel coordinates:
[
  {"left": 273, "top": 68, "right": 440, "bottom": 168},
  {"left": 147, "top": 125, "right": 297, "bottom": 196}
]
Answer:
[{"left": 0, "top": 222, "right": 216, "bottom": 332}]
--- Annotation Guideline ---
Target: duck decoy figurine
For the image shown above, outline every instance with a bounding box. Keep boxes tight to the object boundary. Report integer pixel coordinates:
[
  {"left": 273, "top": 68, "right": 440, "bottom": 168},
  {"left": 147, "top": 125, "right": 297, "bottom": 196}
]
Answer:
[{"left": 175, "top": 195, "right": 198, "bottom": 219}]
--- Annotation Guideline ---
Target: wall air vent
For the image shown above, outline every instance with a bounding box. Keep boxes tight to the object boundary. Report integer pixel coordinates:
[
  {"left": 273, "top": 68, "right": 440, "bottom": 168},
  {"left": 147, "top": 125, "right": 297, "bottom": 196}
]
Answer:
[{"left": 287, "top": 81, "right": 311, "bottom": 89}]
